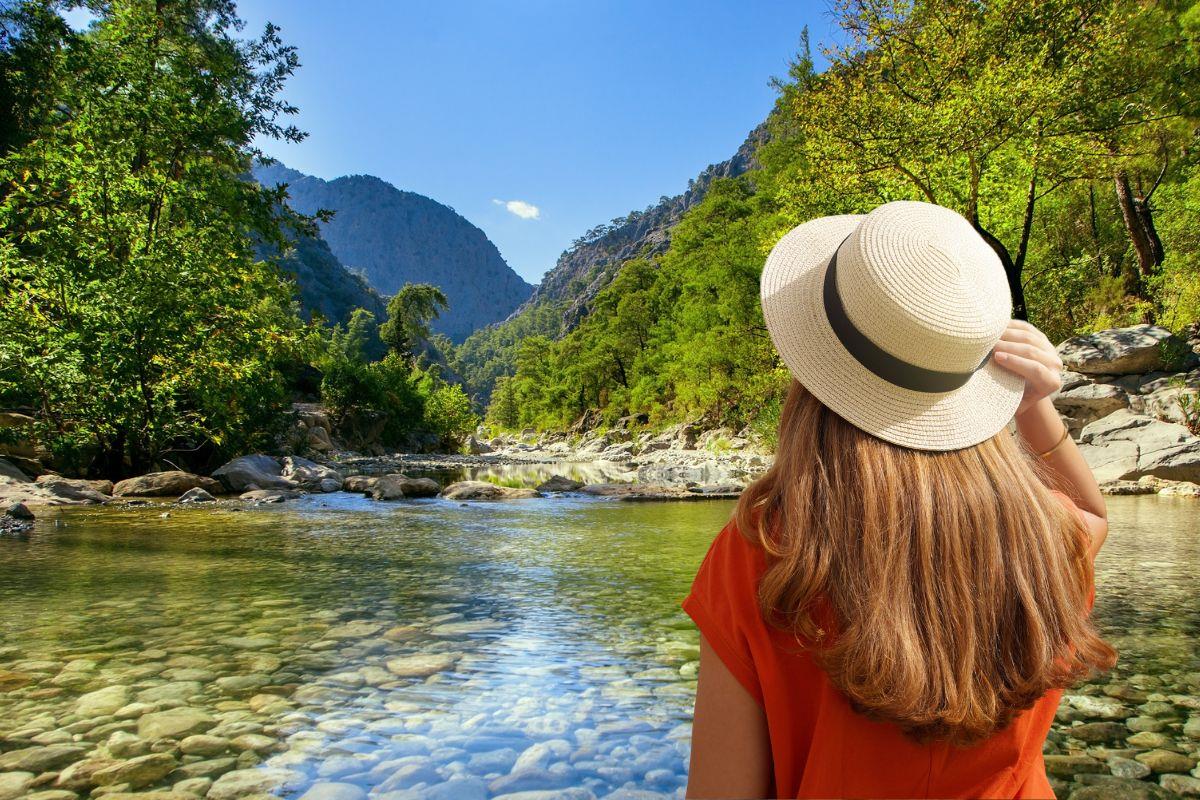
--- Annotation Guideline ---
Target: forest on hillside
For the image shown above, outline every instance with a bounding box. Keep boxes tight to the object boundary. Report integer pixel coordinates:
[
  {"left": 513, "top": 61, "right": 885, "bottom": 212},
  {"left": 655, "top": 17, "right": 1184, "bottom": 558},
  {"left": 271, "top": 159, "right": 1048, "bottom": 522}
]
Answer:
[
  {"left": 0, "top": 0, "right": 477, "bottom": 478},
  {"left": 476, "top": 0, "right": 1200, "bottom": 444}
]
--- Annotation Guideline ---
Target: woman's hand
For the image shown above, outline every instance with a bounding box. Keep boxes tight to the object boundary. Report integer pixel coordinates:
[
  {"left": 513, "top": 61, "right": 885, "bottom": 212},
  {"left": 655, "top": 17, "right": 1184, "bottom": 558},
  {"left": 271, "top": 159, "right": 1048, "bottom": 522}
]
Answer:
[{"left": 992, "top": 319, "right": 1065, "bottom": 417}]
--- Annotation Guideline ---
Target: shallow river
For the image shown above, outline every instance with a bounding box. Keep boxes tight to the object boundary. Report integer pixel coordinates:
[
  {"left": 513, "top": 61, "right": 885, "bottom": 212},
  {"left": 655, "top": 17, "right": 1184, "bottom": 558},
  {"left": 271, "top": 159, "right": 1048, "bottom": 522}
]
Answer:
[{"left": 0, "top": 492, "right": 1197, "bottom": 799}]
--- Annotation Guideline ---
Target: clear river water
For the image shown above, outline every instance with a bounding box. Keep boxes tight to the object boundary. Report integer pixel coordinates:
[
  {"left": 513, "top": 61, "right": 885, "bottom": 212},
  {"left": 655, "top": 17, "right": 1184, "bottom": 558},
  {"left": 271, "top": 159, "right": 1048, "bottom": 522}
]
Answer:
[{"left": 0, "top": 492, "right": 1197, "bottom": 799}]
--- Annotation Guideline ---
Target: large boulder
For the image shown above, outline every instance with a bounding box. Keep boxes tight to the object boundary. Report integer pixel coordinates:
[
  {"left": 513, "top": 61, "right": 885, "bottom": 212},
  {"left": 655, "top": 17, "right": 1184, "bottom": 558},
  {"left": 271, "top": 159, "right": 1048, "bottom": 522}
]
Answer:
[
  {"left": 281, "top": 455, "right": 343, "bottom": 492},
  {"left": 211, "top": 454, "right": 295, "bottom": 492},
  {"left": 440, "top": 480, "right": 541, "bottom": 500},
  {"left": 113, "top": 471, "right": 222, "bottom": 497},
  {"left": 1078, "top": 409, "right": 1200, "bottom": 483},
  {"left": 536, "top": 474, "right": 584, "bottom": 492},
  {"left": 1052, "top": 382, "right": 1128, "bottom": 433},
  {"left": 0, "top": 475, "right": 109, "bottom": 506},
  {"left": 342, "top": 475, "right": 377, "bottom": 493},
  {"left": 1057, "top": 325, "right": 1194, "bottom": 376},
  {"left": 370, "top": 474, "right": 441, "bottom": 500},
  {"left": 0, "top": 457, "right": 30, "bottom": 482}
]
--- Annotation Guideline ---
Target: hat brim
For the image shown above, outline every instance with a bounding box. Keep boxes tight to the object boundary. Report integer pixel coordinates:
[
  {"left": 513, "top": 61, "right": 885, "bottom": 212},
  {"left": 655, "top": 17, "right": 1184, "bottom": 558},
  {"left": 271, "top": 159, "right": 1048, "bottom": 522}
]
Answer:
[{"left": 760, "top": 214, "right": 1025, "bottom": 451}]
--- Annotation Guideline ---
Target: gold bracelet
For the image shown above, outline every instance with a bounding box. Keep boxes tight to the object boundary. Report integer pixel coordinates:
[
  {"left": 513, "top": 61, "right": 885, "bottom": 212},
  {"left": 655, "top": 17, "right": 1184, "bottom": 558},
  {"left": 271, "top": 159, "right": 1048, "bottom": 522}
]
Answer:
[{"left": 1037, "top": 424, "right": 1071, "bottom": 459}]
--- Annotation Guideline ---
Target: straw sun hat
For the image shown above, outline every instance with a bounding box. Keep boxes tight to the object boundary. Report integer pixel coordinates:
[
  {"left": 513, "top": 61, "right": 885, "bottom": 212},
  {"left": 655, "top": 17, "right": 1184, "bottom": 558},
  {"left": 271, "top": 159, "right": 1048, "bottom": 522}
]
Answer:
[{"left": 760, "top": 200, "right": 1024, "bottom": 451}]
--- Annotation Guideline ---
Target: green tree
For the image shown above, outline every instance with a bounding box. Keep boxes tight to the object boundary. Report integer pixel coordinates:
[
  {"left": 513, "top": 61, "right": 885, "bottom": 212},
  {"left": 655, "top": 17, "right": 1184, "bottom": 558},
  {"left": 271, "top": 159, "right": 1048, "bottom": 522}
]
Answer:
[
  {"left": 379, "top": 283, "right": 449, "bottom": 359},
  {"left": 0, "top": 0, "right": 310, "bottom": 476}
]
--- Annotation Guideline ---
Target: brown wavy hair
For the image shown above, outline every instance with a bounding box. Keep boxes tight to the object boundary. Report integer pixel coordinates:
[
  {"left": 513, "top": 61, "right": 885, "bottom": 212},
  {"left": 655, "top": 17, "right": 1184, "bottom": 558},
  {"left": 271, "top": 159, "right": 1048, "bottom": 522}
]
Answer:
[{"left": 734, "top": 380, "right": 1115, "bottom": 745}]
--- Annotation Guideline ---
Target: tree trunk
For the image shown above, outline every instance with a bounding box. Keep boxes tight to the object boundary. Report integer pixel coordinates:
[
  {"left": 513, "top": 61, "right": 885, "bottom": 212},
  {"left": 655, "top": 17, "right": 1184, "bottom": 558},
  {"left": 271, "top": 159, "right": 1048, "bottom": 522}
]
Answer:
[
  {"left": 973, "top": 223, "right": 1027, "bottom": 320},
  {"left": 1113, "top": 168, "right": 1163, "bottom": 300}
]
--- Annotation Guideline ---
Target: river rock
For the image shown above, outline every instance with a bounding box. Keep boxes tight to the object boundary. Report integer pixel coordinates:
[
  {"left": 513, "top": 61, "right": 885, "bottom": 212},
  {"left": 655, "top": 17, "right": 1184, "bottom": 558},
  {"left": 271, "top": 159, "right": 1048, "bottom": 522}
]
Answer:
[
  {"left": 53, "top": 756, "right": 116, "bottom": 790},
  {"left": 281, "top": 456, "right": 343, "bottom": 492},
  {"left": 1107, "top": 756, "right": 1151, "bottom": 779},
  {"left": 76, "top": 684, "right": 131, "bottom": 716},
  {"left": 178, "top": 735, "right": 231, "bottom": 756},
  {"left": 240, "top": 488, "right": 301, "bottom": 503},
  {"left": 0, "top": 772, "right": 34, "bottom": 800},
  {"left": 1070, "top": 721, "right": 1127, "bottom": 743},
  {"left": 1135, "top": 748, "right": 1197, "bottom": 774},
  {"left": 0, "top": 457, "right": 30, "bottom": 482},
  {"left": 212, "top": 454, "right": 296, "bottom": 492},
  {"left": 298, "top": 781, "right": 368, "bottom": 800},
  {"left": 206, "top": 767, "right": 304, "bottom": 800},
  {"left": 5, "top": 501, "right": 34, "bottom": 519},
  {"left": 385, "top": 653, "right": 459, "bottom": 677},
  {"left": 1159, "top": 775, "right": 1200, "bottom": 796},
  {"left": 93, "top": 752, "right": 177, "bottom": 788},
  {"left": 1058, "top": 325, "right": 1193, "bottom": 375},
  {"left": 342, "top": 475, "right": 377, "bottom": 493},
  {"left": 536, "top": 475, "right": 584, "bottom": 492},
  {"left": 1053, "top": 383, "right": 1128, "bottom": 429},
  {"left": 1078, "top": 411, "right": 1200, "bottom": 483},
  {"left": 0, "top": 475, "right": 109, "bottom": 506},
  {"left": 0, "top": 744, "right": 87, "bottom": 772},
  {"left": 440, "top": 481, "right": 540, "bottom": 500},
  {"left": 1043, "top": 754, "right": 1106, "bottom": 776},
  {"left": 176, "top": 487, "right": 216, "bottom": 504},
  {"left": 1068, "top": 776, "right": 1177, "bottom": 800},
  {"left": 113, "top": 471, "right": 222, "bottom": 498},
  {"left": 137, "top": 707, "right": 214, "bottom": 740},
  {"left": 371, "top": 474, "right": 441, "bottom": 500}
]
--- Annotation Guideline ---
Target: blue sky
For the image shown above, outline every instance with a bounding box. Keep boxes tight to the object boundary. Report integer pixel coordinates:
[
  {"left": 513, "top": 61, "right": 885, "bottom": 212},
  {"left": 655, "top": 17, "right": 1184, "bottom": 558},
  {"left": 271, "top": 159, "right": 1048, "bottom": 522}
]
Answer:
[{"left": 232, "top": 1, "right": 842, "bottom": 285}]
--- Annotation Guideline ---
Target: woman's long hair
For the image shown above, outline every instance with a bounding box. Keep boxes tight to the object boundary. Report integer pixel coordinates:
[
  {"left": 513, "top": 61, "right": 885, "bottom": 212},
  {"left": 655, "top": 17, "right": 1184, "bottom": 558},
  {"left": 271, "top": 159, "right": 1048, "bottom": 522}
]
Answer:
[{"left": 734, "top": 380, "right": 1116, "bottom": 745}]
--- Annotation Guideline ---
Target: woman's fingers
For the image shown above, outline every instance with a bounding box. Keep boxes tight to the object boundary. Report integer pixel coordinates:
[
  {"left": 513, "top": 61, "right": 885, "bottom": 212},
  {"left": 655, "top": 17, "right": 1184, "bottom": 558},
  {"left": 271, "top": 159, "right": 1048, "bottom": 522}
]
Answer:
[
  {"left": 995, "top": 330, "right": 1063, "bottom": 370},
  {"left": 994, "top": 349, "right": 1060, "bottom": 393}
]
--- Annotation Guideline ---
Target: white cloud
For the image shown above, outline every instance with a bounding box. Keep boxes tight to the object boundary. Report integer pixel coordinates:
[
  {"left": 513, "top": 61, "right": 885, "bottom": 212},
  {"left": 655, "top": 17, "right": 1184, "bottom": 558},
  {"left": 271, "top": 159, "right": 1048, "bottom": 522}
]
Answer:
[{"left": 492, "top": 198, "right": 541, "bottom": 220}]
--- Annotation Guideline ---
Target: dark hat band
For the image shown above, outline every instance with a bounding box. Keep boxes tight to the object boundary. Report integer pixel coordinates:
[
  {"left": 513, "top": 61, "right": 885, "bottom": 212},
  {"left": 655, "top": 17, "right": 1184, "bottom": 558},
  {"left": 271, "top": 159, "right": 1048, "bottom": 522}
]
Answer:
[{"left": 822, "top": 240, "right": 992, "bottom": 394}]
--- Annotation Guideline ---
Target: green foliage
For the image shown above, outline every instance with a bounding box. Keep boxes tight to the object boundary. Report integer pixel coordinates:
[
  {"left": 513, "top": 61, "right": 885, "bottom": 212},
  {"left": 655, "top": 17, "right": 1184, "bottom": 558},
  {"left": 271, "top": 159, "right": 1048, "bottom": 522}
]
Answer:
[
  {"left": 1168, "top": 376, "right": 1200, "bottom": 435},
  {"left": 379, "top": 283, "right": 449, "bottom": 359},
  {"left": 481, "top": 0, "right": 1200, "bottom": 437},
  {"left": 0, "top": 0, "right": 311, "bottom": 476}
]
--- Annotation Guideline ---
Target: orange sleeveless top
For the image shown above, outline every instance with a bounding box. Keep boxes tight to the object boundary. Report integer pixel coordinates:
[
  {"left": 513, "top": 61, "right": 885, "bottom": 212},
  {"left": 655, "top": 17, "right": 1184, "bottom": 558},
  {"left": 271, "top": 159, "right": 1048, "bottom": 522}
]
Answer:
[{"left": 681, "top": 490, "right": 1094, "bottom": 799}]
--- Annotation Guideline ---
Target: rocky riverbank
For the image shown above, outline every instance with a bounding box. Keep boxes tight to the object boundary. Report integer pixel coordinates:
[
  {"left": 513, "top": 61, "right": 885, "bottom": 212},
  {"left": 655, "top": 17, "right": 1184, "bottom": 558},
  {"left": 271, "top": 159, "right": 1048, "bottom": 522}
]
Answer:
[{"left": 4, "top": 322, "right": 1200, "bottom": 522}]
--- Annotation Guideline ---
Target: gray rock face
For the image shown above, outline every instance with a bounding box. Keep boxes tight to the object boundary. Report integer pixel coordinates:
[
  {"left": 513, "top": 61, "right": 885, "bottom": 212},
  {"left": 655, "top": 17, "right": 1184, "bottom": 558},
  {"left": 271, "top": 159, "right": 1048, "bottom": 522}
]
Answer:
[
  {"left": 440, "top": 481, "right": 541, "bottom": 501},
  {"left": 370, "top": 474, "right": 441, "bottom": 500},
  {"left": 113, "top": 471, "right": 223, "bottom": 497},
  {"left": 282, "top": 456, "right": 343, "bottom": 492},
  {"left": 1078, "top": 411, "right": 1200, "bottom": 483},
  {"left": 212, "top": 454, "right": 296, "bottom": 492},
  {"left": 1058, "top": 324, "right": 1194, "bottom": 375},
  {"left": 1053, "top": 382, "right": 1128, "bottom": 431},
  {"left": 0, "top": 457, "right": 30, "bottom": 482}
]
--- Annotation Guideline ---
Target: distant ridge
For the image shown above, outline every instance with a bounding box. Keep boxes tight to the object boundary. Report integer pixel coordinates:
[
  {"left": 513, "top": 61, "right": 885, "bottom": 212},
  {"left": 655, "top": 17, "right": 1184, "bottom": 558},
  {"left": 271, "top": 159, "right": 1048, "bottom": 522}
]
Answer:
[
  {"left": 511, "top": 124, "right": 767, "bottom": 332},
  {"left": 254, "top": 162, "right": 534, "bottom": 343}
]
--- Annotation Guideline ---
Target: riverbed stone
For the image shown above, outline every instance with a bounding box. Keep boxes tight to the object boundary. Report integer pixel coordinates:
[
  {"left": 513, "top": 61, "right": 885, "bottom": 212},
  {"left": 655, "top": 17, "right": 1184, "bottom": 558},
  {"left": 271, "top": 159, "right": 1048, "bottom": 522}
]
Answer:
[
  {"left": 1071, "top": 722, "right": 1128, "bottom": 743},
  {"left": 240, "top": 488, "right": 301, "bottom": 503},
  {"left": 106, "top": 731, "right": 150, "bottom": 759},
  {"left": 171, "top": 777, "right": 212, "bottom": 797},
  {"left": 1067, "top": 695, "right": 1132, "bottom": 720},
  {"left": 1136, "top": 749, "right": 1198, "bottom": 774},
  {"left": 1159, "top": 775, "right": 1200, "bottom": 796},
  {"left": 1044, "top": 754, "right": 1106, "bottom": 776},
  {"left": 342, "top": 475, "right": 377, "bottom": 493},
  {"left": 76, "top": 685, "right": 131, "bottom": 716},
  {"left": 137, "top": 680, "right": 201, "bottom": 704},
  {"left": 137, "top": 708, "right": 214, "bottom": 740},
  {"left": 214, "top": 673, "right": 269, "bottom": 695},
  {"left": 1108, "top": 756, "right": 1152, "bottom": 779},
  {"left": 298, "top": 781, "right": 368, "bottom": 800},
  {"left": 178, "top": 734, "right": 231, "bottom": 756},
  {"left": 386, "top": 653, "right": 460, "bottom": 677},
  {"left": 1127, "top": 730, "right": 1172, "bottom": 748},
  {"left": 1068, "top": 775, "right": 1177, "bottom": 799},
  {"left": 113, "top": 472, "right": 222, "bottom": 498},
  {"left": 54, "top": 756, "right": 120, "bottom": 790},
  {"left": 206, "top": 767, "right": 304, "bottom": 800},
  {"left": 0, "top": 773, "right": 34, "bottom": 800},
  {"left": 93, "top": 753, "right": 177, "bottom": 788},
  {"left": 0, "top": 744, "right": 88, "bottom": 772}
]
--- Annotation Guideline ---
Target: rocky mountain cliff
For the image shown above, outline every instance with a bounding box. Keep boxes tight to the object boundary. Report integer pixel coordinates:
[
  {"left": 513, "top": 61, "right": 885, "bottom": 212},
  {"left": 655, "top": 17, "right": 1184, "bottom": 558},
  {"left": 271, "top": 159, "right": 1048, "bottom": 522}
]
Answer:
[
  {"left": 254, "top": 163, "right": 534, "bottom": 343},
  {"left": 509, "top": 124, "right": 767, "bottom": 332}
]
